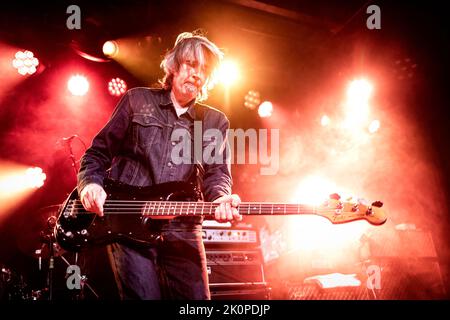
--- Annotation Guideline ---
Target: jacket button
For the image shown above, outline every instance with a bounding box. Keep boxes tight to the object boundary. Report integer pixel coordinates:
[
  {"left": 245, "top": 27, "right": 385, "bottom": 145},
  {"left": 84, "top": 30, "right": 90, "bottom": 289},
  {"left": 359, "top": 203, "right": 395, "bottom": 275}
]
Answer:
[{"left": 144, "top": 116, "right": 150, "bottom": 124}]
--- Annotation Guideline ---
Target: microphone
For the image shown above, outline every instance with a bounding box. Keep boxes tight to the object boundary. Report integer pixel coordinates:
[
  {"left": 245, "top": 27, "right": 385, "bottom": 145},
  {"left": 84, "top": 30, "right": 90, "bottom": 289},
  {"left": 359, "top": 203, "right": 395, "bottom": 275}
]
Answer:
[
  {"left": 60, "top": 134, "right": 78, "bottom": 142},
  {"left": 56, "top": 134, "right": 77, "bottom": 146}
]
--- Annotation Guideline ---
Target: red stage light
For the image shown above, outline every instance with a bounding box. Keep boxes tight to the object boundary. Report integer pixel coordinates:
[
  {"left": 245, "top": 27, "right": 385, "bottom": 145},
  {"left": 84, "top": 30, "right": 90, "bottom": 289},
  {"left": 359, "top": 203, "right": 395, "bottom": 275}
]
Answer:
[
  {"left": 12, "top": 50, "right": 39, "bottom": 75},
  {"left": 108, "top": 78, "right": 127, "bottom": 96},
  {"left": 68, "top": 75, "right": 89, "bottom": 96}
]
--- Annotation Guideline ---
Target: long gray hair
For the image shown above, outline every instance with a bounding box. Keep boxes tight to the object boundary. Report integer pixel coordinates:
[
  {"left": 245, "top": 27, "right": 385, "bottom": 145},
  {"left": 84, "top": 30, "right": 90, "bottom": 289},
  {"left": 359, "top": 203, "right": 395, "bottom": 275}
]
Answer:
[{"left": 160, "top": 31, "right": 223, "bottom": 101}]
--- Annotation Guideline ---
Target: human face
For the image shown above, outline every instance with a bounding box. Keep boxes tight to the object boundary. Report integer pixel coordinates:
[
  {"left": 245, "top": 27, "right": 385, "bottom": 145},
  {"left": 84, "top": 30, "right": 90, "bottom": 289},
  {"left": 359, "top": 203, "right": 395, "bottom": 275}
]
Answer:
[{"left": 171, "top": 59, "right": 208, "bottom": 106}]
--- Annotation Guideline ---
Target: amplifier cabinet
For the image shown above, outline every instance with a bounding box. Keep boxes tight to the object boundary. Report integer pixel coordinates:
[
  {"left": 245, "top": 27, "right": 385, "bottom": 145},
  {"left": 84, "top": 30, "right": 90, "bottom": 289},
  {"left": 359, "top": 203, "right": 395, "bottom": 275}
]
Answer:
[
  {"left": 210, "top": 283, "right": 271, "bottom": 300},
  {"left": 206, "top": 250, "right": 265, "bottom": 285}
]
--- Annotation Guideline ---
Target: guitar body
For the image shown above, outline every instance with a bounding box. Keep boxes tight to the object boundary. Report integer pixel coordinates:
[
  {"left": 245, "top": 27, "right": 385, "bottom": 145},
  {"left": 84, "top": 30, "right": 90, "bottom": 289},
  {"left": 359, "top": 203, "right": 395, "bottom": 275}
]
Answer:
[{"left": 55, "top": 179, "right": 202, "bottom": 252}]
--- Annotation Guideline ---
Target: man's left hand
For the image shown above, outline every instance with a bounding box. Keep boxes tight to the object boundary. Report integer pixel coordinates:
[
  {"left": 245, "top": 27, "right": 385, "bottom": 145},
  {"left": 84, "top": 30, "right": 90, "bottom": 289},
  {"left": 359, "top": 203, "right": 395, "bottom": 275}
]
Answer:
[{"left": 213, "top": 194, "right": 242, "bottom": 222}]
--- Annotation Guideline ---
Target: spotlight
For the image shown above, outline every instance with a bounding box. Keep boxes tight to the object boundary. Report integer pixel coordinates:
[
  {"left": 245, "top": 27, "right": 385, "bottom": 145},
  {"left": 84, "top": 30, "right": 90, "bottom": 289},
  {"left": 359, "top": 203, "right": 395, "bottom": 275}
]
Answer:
[
  {"left": 321, "top": 115, "right": 330, "bottom": 127},
  {"left": 0, "top": 167, "right": 46, "bottom": 193},
  {"left": 258, "top": 101, "right": 273, "bottom": 118},
  {"left": 344, "top": 78, "right": 373, "bottom": 127},
  {"left": 24, "top": 167, "right": 46, "bottom": 188},
  {"left": 108, "top": 78, "right": 127, "bottom": 96},
  {"left": 368, "top": 119, "right": 380, "bottom": 133},
  {"left": 346, "top": 79, "right": 373, "bottom": 107},
  {"left": 102, "top": 40, "right": 119, "bottom": 58},
  {"left": 68, "top": 75, "right": 89, "bottom": 96},
  {"left": 244, "top": 90, "right": 260, "bottom": 110},
  {"left": 393, "top": 57, "right": 417, "bottom": 80},
  {"left": 292, "top": 175, "right": 338, "bottom": 206},
  {"left": 216, "top": 59, "right": 239, "bottom": 86},
  {"left": 12, "top": 50, "right": 39, "bottom": 75}
]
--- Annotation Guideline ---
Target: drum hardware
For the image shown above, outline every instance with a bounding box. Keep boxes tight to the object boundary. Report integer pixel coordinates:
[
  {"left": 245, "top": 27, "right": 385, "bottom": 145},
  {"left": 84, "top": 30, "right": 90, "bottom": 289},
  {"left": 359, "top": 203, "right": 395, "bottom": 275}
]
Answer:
[{"left": 34, "top": 214, "right": 99, "bottom": 300}]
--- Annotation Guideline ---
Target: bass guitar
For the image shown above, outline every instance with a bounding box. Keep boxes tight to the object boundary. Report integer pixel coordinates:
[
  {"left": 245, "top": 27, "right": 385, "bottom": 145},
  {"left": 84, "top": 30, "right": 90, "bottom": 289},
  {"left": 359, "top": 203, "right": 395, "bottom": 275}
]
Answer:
[{"left": 55, "top": 178, "right": 387, "bottom": 251}]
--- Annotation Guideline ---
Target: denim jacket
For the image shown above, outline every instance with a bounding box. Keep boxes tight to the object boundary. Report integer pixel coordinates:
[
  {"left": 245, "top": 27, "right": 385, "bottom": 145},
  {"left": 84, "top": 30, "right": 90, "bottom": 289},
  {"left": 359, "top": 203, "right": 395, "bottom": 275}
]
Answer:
[{"left": 77, "top": 87, "right": 232, "bottom": 204}]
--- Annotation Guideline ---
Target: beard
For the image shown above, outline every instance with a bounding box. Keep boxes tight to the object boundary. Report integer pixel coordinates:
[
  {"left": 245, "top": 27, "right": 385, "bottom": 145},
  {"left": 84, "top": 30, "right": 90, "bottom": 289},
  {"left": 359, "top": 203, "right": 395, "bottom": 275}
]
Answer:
[{"left": 184, "top": 82, "right": 198, "bottom": 95}]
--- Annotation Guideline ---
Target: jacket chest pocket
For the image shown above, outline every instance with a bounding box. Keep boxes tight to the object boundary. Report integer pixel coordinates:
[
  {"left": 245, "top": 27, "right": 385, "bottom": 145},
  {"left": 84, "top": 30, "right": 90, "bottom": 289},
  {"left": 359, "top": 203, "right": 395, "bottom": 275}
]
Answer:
[{"left": 131, "top": 114, "right": 165, "bottom": 147}]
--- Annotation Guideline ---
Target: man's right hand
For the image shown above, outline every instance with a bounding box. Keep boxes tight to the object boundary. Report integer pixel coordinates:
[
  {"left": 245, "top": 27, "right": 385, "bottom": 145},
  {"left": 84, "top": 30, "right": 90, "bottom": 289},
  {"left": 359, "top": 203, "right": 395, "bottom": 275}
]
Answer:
[{"left": 79, "top": 183, "right": 107, "bottom": 216}]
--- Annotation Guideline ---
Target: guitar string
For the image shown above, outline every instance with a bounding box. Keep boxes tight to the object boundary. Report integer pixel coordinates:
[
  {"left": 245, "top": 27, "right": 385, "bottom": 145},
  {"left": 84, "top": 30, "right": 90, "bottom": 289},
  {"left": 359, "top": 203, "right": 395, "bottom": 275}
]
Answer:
[
  {"left": 66, "top": 199, "right": 346, "bottom": 208},
  {"left": 66, "top": 203, "right": 340, "bottom": 210},
  {"left": 64, "top": 207, "right": 361, "bottom": 216},
  {"left": 65, "top": 201, "right": 357, "bottom": 211}
]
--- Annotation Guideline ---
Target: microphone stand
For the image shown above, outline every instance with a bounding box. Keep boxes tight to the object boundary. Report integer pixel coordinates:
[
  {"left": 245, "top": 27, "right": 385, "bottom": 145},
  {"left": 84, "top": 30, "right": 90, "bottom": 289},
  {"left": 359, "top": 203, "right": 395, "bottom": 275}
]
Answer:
[
  {"left": 39, "top": 216, "right": 57, "bottom": 301},
  {"left": 47, "top": 135, "right": 98, "bottom": 300},
  {"left": 48, "top": 236, "right": 54, "bottom": 301},
  {"left": 65, "top": 136, "right": 79, "bottom": 177}
]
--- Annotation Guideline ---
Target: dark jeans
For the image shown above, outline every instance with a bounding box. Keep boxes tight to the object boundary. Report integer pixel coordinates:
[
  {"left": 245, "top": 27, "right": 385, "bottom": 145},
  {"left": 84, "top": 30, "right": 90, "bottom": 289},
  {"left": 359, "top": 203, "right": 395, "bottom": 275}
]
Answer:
[{"left": 107, "top": 223, "right": 210, "bottom": 300}]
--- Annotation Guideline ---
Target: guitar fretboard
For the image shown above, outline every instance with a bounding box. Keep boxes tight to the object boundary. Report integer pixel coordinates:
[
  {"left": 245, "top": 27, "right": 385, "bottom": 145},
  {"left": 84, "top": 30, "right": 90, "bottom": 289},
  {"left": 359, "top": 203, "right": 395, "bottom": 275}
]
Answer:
[{"left": 66, "top": 200, "right": 321, "bottom": 216}]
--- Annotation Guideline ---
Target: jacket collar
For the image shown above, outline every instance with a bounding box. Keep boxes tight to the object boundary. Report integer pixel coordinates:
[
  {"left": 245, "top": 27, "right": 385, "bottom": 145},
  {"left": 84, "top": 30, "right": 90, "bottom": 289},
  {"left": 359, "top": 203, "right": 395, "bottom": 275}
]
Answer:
[{"left": 159, "top": 89, "right": 197, "bottom": 120}]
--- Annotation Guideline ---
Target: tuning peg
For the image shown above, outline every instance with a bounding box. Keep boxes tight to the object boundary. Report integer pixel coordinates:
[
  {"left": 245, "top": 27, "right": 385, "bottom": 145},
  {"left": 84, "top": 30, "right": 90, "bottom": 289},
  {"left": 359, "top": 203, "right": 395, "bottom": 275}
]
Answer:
[
  {"left": 329, "top": 193, "right": 341, "bottom": 200},
  {"left": 358, "top": 198, "right": 369, "bottom": 206},
  {"left": 371, "top": 201, "right": 383, "bottom": 208}
]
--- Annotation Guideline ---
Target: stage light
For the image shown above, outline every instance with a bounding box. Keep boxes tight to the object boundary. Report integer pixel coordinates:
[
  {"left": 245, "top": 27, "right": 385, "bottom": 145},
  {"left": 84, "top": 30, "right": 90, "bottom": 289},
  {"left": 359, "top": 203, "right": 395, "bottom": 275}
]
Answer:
[
  {"left": 0, "top": 167, "right": 46, "bottom": 193},
  {"left": 108, "top": 78, "right": 127, "bottom": 96},
  {"left": 346, "top": 79, "right": 373, "bottom": 104},
  {"left": 244, "top": 90, "right": 260, "bottom": 110},
  {"left": 393, "top": 57, "right": 417, "bottom": 80},
  {"left": 321, "top": 115, "right": 330, "bottom": 127},
  {"left": 292, "top": 175, "right": 338, "bottom": 206},
  {"left": 258, "top": 101, "right": 273, "bottom": 118},
  {"left": 102, "top": 40, "right": 119, "bottom": 58},
  {"left": 12, "top": 50, "right": 39, "bottom": 75},
  {"left": 216, "top": 59, "right": 239, "bottom": 86},
  {"left": 24, "top": 167, "right": 46, "bottom": 188},
  {"left": 0, "top": 162, "right": 47, "bottom": 220},
  {"left": 68, "top": 75, "right": 89, "bottom": 96},
  {"left": 344, "top": 79, "right": 373, "bottom": 127},
  {"left": 287, "top": 175, "right": 369, "bottom": 262},
  {"left": 368, "top": 119, "right": 380, "bottom": 133}
]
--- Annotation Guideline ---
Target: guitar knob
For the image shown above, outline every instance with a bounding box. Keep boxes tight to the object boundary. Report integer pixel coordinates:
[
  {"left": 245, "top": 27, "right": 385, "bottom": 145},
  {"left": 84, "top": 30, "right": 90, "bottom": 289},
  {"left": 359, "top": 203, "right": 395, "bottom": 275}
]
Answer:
[
  {"left": 358, "top": 198, "right": 369, "bottom": 206},
  {"left": 329, "top": 193, "right": 341, "bottom": 200},
  {"left": 372, "top": 201, "right": 383, "bottom": 208},
  {"left": 65, "top": 231, "right": 74, "bottom": 238}
]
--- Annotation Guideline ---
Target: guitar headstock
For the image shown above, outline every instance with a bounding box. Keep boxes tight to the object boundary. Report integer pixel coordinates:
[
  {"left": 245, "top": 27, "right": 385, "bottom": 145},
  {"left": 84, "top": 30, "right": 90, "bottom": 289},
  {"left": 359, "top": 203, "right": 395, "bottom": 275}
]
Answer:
[{"left": 317, "top": 194, "right": 387, "bottom": 225}]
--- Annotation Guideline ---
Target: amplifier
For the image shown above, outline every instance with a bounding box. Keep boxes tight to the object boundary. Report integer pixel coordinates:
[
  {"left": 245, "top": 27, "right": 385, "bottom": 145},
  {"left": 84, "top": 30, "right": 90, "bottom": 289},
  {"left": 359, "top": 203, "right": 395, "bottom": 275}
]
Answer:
[
  {"left": 363, "top": 228, "right": 438, "bottom": 258},
  {"left": 206, "top": 250, "right": 265, "bottom": 285},
  {"left": 210, "top": 283, "right": 271, "bottom": 300},
  {"left": 202, "top": 228, "right": 258, "bottom": 246}
]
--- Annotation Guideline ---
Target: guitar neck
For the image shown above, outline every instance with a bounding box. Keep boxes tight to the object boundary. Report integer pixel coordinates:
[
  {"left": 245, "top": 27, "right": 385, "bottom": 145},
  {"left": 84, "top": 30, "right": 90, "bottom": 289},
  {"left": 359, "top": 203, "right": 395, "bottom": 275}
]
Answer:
[{"left": 96, "top": 200, "right": 319, "bottom": 216}]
